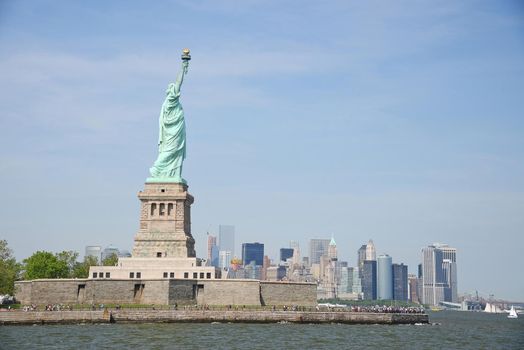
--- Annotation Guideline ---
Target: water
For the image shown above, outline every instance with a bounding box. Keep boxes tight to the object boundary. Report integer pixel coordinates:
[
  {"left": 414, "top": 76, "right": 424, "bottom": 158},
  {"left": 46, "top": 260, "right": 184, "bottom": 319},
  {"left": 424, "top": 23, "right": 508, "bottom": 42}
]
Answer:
[{"left": 1, "top": 311, "right": 523, "bottom": 349}]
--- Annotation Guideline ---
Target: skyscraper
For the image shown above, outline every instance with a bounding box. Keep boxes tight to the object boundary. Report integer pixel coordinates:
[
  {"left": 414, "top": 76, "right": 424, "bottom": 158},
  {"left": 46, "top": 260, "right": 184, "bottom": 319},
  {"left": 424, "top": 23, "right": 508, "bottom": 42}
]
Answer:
[
  {"left": 280, "top": 248, "right": 294, "bottom": 262},
  {"left": 309, "top": 239, "right": 330, "bottom": 265},
  {"left": 290, "top": 241, "right": 301, "bottom": 266},
  {"left": 85, "top": 246, "right": 102, "bottom": 262},
  {"left": 338, "top": 267, "right": 352, "bottom": 293},
  {"left": 377, "top": 254, "right": 393, "bottom": 300},
  {"left": 437, "top": 244, "right": 458, "bottom": 303},
  {"left": 362, "top": 260, "right": 377, "bottom": 300},
  {"left": 358, "top": 240, "right": 376, "bottom": 278},
  {"left": 210, "top": 245, "right": 219, "bottom": 267},
  {"left": 241, "top": 242, "right": 264, "bottom": 266},
  {"left": 366, "top": 239, "right": 376, "bottom": 261},
  {"left": 261, "top": 255, "right": 270, "bottom": 280},
  {"left": 392, "top": 263, "right": 408, "bottom": 301},
  {"left": 101, "top": 245, "right": 120, "bottom": 261},
  {"left": 219, "top": 225, "right": 235, "bottom": 256},
  {"left": 357, "top": 244, "right": 367, "bottom": 269},
  {"left": 421, "top": 243, "right": 458, "bottom": 306},
  {"left": 408, "top": 273, "right": 419, "bottom": 303},
  {"left": 328, "top": 237, "right": 337, "bottom": 260},
  {"left": 352, "top": 267, "right": 362, "bottom": 295},
  {"left": 207, "top": 235, "right": 217, "bottom": 261},
  {"left": 219, "top": 250, "right": 231, "bottom": 269}
]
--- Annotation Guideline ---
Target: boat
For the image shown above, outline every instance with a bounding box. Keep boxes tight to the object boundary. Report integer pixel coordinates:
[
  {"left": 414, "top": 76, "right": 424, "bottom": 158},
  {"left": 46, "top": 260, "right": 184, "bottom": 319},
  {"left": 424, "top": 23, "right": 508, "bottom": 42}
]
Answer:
[
  {"left": 484, "top": 302, "right": 504, "bottom": 313},
  {"left": 507, "top": 306, "right": 518, "bottom": 319}
]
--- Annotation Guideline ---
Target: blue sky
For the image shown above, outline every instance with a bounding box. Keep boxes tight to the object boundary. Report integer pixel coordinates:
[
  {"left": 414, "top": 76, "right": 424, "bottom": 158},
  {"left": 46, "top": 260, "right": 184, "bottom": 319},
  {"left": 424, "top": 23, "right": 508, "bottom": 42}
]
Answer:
[{"left": 0, "top": 1, "right": 523, "bottom": 300}]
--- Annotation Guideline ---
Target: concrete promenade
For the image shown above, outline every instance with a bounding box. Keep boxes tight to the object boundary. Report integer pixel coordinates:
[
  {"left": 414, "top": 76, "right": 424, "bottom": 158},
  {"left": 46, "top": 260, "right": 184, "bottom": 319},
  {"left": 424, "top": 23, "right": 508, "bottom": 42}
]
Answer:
[{"left": 0, "top": 309, "right": 428, "bottom": 325}]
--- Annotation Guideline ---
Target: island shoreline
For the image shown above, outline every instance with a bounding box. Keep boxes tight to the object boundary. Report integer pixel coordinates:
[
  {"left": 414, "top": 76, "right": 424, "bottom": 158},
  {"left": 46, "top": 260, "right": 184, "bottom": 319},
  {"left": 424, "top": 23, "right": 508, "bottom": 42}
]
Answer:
[{"left": 0, "top": 310, "right": 429, "bottom": 326}]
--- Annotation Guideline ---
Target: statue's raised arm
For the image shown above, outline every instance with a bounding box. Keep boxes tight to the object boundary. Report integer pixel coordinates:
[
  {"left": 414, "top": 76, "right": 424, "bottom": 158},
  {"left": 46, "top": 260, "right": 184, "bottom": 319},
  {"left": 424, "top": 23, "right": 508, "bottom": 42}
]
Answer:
[
  {"left": 148, "top": 49, "right": 191, "bottom": 184},
  {"left": 174, "top": 60, "right": 189, "bottom": 94}
]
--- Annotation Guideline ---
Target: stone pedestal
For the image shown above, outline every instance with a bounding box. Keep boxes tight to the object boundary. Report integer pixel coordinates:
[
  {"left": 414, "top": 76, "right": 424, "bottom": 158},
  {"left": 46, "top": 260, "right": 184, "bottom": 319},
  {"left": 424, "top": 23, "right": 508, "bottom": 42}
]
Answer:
[{"left": 132, "top": 182, "right": 195, "bottom": 258}]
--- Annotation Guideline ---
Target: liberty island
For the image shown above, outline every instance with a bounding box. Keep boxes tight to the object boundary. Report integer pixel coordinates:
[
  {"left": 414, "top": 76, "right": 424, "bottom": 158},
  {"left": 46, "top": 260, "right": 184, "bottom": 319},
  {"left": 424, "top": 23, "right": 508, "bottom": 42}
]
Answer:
[
  {"left": 12, "top": 49, "right": 319, "bottom": 311},
  {"left": 6, "top": 49, "right": 427, "bottom": 325}
]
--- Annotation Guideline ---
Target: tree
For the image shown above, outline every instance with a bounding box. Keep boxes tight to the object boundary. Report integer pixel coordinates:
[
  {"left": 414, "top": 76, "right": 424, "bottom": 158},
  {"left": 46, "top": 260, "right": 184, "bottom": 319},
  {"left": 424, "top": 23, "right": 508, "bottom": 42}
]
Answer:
[
  {"left": 56, "top": 250, "right": 79, "bottom": 276},
  {"left": 0, "top": 240, "right": 20, "bottom": 295},
  {"left": 23, "top": 251, "right": 69, "bottom": 280},
  {"left": 72, "top": 255, "right": 99, "bottom": 278},
  {"left": 102, "top": 253, "right": 118, "bottom": 266}
]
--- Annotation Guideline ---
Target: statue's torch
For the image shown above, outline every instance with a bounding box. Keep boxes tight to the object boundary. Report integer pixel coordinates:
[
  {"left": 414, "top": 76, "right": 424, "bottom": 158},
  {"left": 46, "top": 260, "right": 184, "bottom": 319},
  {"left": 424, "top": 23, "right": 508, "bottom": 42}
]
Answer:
[{"left": 182, "top": 48, "right": 191, "bottom": 73}]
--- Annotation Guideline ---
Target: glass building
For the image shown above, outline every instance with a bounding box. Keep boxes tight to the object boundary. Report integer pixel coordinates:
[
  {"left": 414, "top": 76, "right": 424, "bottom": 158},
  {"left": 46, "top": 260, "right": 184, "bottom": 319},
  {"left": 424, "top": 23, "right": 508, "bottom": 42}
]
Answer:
[
  {"left": 85, "top": 246, "right": 102, "bottom": 262},
  {"left": 338, "top": 267, "right": 353, "bottom": 293},
  {"left": 362, "top": 260, "right": 377, "bottom": 300},
  {"left": 309, "top": 239, "right": 330, "bottom": 265},
  {"left": 357, "top": 245, "right": 367, "bottom": 268},
  {"left": 207, "top": 235, "right": 217, "bottom": 261},
  {"left": 392, "top": 263, "right": 408, "bottom": 301},
  {"left": 420, "top": 243, "right": 459, "bottom": 305},
  {"left": 377, "top": 254, "right": 393, "bottom": 300},
  {"left": 219, "top": 250, "right": 231, "bottom": 269},
  {"left": 241, "top": 242, "right": 264, "bottom": 266},
  {"left": 421, "top": 245, "right": 447, "bottom": 306},
  {"left": 280, "top": 248, "right": 294, "bottom": 262},
  {"left": 101, "top": 245, "right": 120, "bottom": 261},
  {"left": 219, "top": 225, "right": 235, "bottom": 257}
]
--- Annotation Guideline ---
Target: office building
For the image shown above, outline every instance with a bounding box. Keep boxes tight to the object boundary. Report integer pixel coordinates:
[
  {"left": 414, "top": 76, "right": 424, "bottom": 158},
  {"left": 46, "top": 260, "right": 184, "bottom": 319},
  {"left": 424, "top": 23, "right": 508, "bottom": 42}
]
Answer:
[
  {"left": 261, "top": 255, "right": 270, "bottom": 280},
  {"left": 101, "top": 245, "right": 120, "bottom": 261},
  {"left": 280, "top": 248, "right": 294, "bottom": 262},
  {"left": 358, "top": 240, "right": 376, "bottom": 277},
  {"left": 207, "top": 234, "right": 218, "bottom": 267},
  {"left": 241, "top": 242, "right": 264, "bottom": 266},
  {"left": 362, "top": 260, "right": 377, "bottom": 300},
  {"left": 366, "top": 240, "right": 376, "bottom": 261},
  {"left": 244, "top": 261, "right": 262, "bottom": 279},
  {"left": 207, "top": 235, "right": 217, "bottom": 262},
  {"left": 377, "top": 254, "right": 393, "bottom": 300},
  {"left": 219, "top": 225, "right": 235, "bottom": 257},
  {"left": 85, "top": 246, "right": 102, "bottom": 262},
  {"left": 408, "top": 274, "right": 419, "bottom": 303},
  {"left": 219, "top": 250, "right": 231, "bottom": 269},
  {"left": 437, "top": 244, "right": 458, "bottom": 303},
  {"left": 266, "top": 266, "right": 287, "bottom": 281},
  {"left": 289, "top": 241, "right": 300, "bottom": 251},
  {"left": 338, "top": 267, "right": 351, "bottom": 293},
  {"left": 357, "top": 245, "right": 367, "bottom": 269},
  {"left": 210, "top": 246, "right": 219, "bottom": 267},
  {"left": 302, "top": 257, "right": 309, "bottom": 267},
  {"left": 392, "top": 263, "right": 408, "bottom": 301},
  {"left": 328, "top": 237, "right": 337, "bottom": 260},
  {"left": 352, "top": 267, "right": 362, "bottom": 295},
  {"left": 421, "top": 243, "right": 459, "bottom": 306},
  {"left": 442, "top": 259, "right": 458, "bottom": 303},
  {"left": 309, "top": 239, "right": 330, "bottom": 265}
]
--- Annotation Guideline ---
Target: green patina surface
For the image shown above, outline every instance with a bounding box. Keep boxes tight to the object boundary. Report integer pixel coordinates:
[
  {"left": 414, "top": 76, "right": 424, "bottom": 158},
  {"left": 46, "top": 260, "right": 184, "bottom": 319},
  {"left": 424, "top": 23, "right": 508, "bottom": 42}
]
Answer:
[{"left": 149, "top": 52, "right": 190, "bottom": 185}]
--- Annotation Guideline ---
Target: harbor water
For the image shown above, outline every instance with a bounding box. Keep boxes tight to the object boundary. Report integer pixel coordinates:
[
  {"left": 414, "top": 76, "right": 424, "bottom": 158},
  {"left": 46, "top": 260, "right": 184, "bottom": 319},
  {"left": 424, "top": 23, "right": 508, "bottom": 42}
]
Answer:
[{"left": 0, "top": 311, "right": 523, "bottom": 349}]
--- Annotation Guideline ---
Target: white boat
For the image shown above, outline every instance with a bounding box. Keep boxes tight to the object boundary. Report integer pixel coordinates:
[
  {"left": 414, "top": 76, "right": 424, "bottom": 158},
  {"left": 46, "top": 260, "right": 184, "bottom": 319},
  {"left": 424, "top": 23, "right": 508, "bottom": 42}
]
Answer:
[
  {"left": 484, "top": 302, "right": 503, "bottom": 313},
  {"left": 507, "top": 306, "right": 518, "bottom": 319}
]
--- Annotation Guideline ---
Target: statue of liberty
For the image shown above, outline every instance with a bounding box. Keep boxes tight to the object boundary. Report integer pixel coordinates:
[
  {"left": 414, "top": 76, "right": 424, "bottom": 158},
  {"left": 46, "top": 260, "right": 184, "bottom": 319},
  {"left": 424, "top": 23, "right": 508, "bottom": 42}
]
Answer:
[{"left": 149, "top": 49, "right": 191, "bottom": 184}]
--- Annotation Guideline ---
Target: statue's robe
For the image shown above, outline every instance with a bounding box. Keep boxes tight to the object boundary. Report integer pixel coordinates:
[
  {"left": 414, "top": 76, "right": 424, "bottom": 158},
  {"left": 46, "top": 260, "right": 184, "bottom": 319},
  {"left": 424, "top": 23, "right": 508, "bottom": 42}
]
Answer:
[{"left": 149, "top": 83, "right": 186, "bottom": 179}]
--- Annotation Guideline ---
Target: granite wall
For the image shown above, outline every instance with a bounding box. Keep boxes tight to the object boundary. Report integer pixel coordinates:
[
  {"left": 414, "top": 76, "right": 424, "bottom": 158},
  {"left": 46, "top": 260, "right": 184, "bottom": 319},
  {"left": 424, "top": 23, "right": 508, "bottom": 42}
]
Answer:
[
  {"left": 0, "top": 310, "right": 429, "bottom": 326},
  {"left": 15, "top": 279, "right": 316, "bottom": 307},
  {"left": 196, "top": 280, "right": 262, "bottom": 306},
  {"left": 260, "top": 281, "right": 317, "bottom": 306}
]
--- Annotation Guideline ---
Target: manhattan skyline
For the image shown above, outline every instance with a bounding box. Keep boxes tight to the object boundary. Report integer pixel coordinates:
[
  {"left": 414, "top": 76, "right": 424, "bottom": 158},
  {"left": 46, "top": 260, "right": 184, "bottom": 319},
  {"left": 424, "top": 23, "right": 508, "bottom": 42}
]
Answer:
[{"left": 0, "top": 1, "right": 523, "bottom": 300}]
